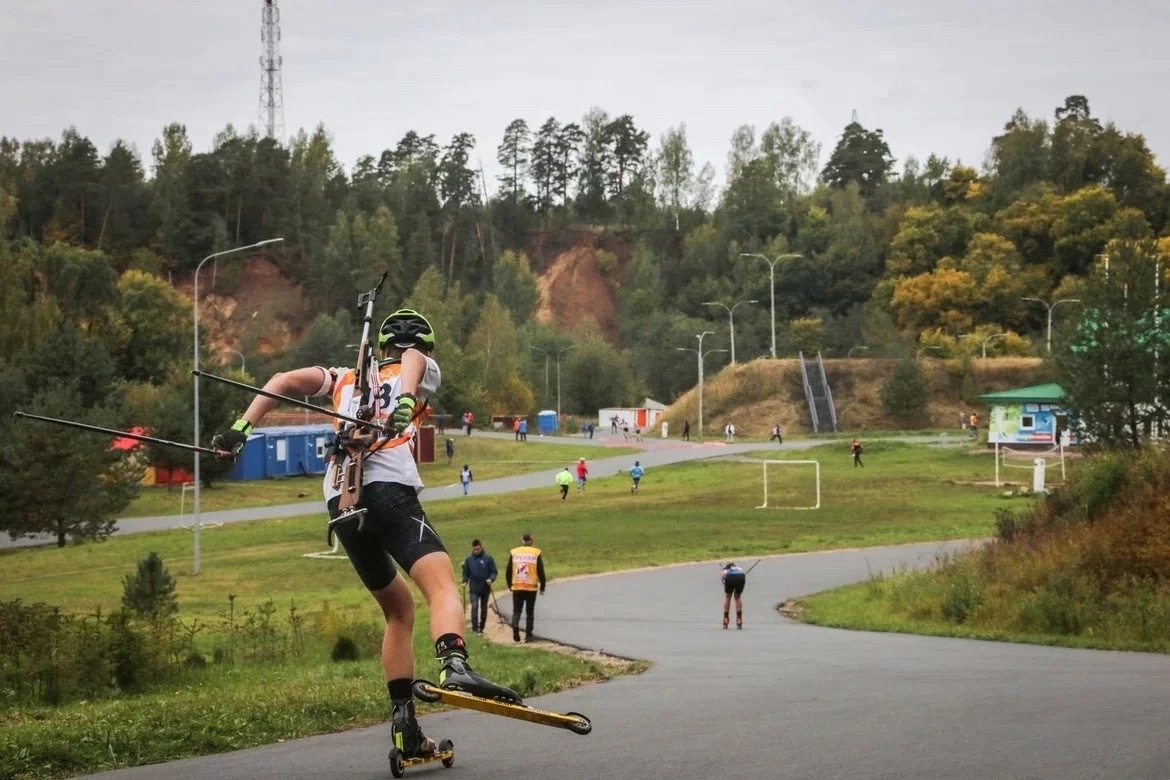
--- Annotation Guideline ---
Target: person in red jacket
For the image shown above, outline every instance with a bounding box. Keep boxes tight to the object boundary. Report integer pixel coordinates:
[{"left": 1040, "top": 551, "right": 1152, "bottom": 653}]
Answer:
[{"left": 575, "top": 457, "right": 589, "bottom": 492}]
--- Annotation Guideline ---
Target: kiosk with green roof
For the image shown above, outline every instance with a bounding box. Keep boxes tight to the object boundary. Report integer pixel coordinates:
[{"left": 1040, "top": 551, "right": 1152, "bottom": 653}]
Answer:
[{"left": 979, "top": 383, "right": 1077, "bottom": 448}]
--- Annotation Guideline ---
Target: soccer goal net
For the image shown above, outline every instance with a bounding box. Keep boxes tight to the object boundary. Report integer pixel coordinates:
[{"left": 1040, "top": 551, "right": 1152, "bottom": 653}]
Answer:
[{"left": 756, "top": 459, "right": 821, "bottom": 510}]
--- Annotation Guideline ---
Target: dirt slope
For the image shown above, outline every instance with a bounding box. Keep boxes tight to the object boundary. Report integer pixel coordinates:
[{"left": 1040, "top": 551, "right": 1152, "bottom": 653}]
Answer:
[
  {"left": 533, "top": 228, "right": 631, "bottom": 344},
  {"left": 662, "top": 357, "right": 1051, "bottom": 438}
]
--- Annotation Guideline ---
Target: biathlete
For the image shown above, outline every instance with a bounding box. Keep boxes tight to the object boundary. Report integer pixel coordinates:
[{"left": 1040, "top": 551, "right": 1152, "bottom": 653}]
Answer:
[
  {"left": 211, "top": 308, "right": 520, "bottom": 763},
  {"left": 721, "top": 562, "right": 747, "bottom": 630}
]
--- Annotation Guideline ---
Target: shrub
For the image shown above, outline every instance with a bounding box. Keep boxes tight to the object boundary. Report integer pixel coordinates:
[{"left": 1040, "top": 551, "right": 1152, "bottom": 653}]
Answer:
[
  {"left": 331, "top": 637, "right": 360, "bottom": 663},
  {"left": 121, "top": 552, "right": 178, "bottom": 620},
  {"left": 880, "top": 357, "right": 930, "bottom": 425}
]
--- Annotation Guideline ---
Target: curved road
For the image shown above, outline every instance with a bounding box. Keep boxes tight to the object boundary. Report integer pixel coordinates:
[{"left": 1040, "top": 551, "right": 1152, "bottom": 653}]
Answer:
[{"left": 85, "top": 541, "right": 1170, "bottom": 780}]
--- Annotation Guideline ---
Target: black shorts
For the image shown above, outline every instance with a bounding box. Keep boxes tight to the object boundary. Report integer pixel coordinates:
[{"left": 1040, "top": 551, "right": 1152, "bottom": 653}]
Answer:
[
  {"left": 724, "top": 573, "right": 746, "bottom": 596},
  {"left": 327, "top": 482, "right": 448, "bottom": 591}
]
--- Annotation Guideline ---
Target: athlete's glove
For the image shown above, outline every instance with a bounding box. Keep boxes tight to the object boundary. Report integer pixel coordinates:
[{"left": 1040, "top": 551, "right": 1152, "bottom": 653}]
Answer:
[
  {"left": 210, "top": 419, "right": 252, "bottom": 460},
  {"left": 385, "top": 392, "right": 418, "bottom": 437}
]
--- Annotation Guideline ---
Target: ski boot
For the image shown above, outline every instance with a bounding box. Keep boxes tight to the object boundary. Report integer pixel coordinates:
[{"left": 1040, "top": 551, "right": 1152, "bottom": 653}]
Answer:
[
  {"left": 723, "top": 616, "right": 729, "bottom": 630},
  {"left": 439, "top": 653, "right": 524, "bottom": 704},
  {"left": 391, "top": 698, "right": 436, "bottom": 758}
]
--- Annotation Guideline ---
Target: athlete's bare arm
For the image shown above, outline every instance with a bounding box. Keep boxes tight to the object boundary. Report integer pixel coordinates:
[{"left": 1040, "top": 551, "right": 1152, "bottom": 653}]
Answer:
[{"left": 237, "top": 366, "right": 334, "bottom": 427}]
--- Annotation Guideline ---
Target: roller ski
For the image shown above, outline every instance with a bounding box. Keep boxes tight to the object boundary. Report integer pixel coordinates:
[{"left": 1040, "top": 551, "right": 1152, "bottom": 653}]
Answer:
[
  {"left": 388, "top": 698, "right": 455, "bottom": 777},
  {"left": 413, "top": 655, "right": 591, "bottom": 735}
]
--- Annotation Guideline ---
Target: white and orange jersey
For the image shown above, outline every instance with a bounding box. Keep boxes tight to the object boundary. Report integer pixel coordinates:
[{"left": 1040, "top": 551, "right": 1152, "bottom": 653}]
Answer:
[{"left": 318, "top": 355, "right": 441, "bottom": 498}]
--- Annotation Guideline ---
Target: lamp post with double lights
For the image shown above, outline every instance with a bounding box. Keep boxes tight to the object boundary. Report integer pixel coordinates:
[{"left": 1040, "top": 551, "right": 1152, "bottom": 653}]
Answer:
[
  {"left": 528, "top": 346, "right": 550, "bottom": 408},
  {"left": 192, "top": 238, "right": 284, "bottom": 575},
  {"left": 555, "top": 345, "right": 575, "bottom": 426},
  {"left": 916, "top": 345, "right": 943, "bottom": 360},
  {"left": 1021, "top": 296, "right": 1081, "bottom": 354},
  {"left": 740, "top": 252, "right": 803, "bottom": 359},
  {"left": 676, "top": 330, "right": 727, "bottom": 438},
  {"left": 702, "top": 299, "right": 757, "bottom": 364}
]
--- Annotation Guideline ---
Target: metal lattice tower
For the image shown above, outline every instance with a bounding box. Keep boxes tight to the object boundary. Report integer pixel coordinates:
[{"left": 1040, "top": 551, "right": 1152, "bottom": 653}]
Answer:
[{"left": 259, "top": 0, "right": 285, "bottom": 141}]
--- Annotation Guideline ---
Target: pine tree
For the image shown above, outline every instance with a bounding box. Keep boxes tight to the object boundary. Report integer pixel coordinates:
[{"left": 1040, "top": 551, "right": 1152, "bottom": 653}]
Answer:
[
  {"left": 122, "top": 551, "right": 179, "bottom": 619},
  {"left": 880, "top": 356, "right": 931, "bottom": 425}
]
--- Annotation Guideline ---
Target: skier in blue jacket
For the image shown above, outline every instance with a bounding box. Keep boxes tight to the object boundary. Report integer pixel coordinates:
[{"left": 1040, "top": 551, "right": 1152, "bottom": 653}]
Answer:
[{"left": 629, "top": 461, "right": 645, "bottom": 493}]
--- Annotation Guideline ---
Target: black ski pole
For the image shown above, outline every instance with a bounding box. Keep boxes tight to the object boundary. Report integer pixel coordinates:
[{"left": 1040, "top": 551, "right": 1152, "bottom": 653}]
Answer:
[{"left": 12, "top": 411, "right": 225, "bottom": 455}]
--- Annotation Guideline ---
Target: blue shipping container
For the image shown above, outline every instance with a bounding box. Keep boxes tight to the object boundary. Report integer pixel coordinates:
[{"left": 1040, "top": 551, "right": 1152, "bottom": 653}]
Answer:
[{"left": 228, "top": 424, "right": 335, "bottom": 481}]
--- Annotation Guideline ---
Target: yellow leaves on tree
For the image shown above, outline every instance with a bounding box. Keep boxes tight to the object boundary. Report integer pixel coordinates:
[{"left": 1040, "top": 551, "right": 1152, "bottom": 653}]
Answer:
[{"left": 890, "top": 267, "right": 978, "bottom": 333}]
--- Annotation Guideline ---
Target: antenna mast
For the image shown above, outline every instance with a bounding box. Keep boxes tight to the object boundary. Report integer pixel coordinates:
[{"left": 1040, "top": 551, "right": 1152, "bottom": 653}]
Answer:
[{"left": 259, "top": 0, "right": 285, "bottom": 141}]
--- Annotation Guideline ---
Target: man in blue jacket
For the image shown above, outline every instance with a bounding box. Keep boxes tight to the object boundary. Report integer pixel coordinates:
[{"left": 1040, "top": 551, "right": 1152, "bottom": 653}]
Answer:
[{"left": 461, "top": 539, "right": 498, "bottom": 634}]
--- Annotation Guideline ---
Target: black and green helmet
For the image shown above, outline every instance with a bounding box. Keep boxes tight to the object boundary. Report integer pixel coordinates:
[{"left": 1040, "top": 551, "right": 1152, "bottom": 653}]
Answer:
[{"left": 378, "top": 308, "right": 435, "bottom": 352}]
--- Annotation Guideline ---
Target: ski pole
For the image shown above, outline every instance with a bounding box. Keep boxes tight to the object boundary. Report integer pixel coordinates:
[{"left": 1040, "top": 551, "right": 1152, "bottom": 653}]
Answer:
[
  {"left": 12, "top": 411, "right": 226, "bottom": 455},
  {"left": 489, "top": 584, "right": 506, "bottom": 625},
  {"left": 745, "top": 558, "right": 763, "bottom": 574}
]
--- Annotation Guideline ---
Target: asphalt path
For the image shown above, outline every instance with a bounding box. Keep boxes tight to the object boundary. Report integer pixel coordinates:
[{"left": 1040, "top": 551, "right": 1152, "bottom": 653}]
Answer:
[
  {"left": 2, "top": 430, "right": 857, "bottom": 549},
  {"left": 82, "top": 540, "right": 1170, "bottom": 780}
]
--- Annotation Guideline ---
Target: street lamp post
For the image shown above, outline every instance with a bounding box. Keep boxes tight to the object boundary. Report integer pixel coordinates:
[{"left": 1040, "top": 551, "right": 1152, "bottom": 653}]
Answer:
[
  {"left": 847, "top": 346, "right": 869, "bottom": 358},
  {"left": 555, "top": 346, "right": 574, "bottom": 427},
  {"left": 676, "top": 331, "right": 727, "bottom": 438},
  {"left": 193, "top": 238, "right": 283, "bottom": 575},
  {"left": 916, "top": 346, "right": 943, "bottom": 360},
  {"left": 979, "top": 333, "right": 1008, "bottom": 359},
  {"left": 741, "top": 252, "right": 803, "bottom": 359},
  {"left": 702, "top": 299, "right": 757, "bottom": 364},
  {"left": 227, "top": 349, "right": 246, "bottom": 371},
  {"left": 528, "top": 346, "right": 550, "bottom": 407},
  {"left": 1022, "top": 297, "right": 1081, "bottom": 354}
]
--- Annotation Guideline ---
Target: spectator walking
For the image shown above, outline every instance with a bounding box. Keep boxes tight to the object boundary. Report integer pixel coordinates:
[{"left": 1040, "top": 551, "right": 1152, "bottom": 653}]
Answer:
[
  {"left": 575, "top": 457, "right": 589, "bottom": 492},
  {"left": 461, "top": 539, "right": 497, "bottom": 634},
  {"left": 519, "top": 418, "right": 528, "bottom": 442},
  {"left": 445, "top": 437, "right": 455, "bottom": 466},
  {"left": 724, "top": 422, "right": 736, "bottom": 442},
  {"left": 851, "top": 438, "right": 864, "bottom": 468},
  {"left": 506, "top": 533, "right": 546, "bottom": 643},
  {"left": 769, "top": 424, "right": 783, "bottom": 443},
  {"left": 682, "top": 420, "right": 690, "bottom": 441},
  {"left": 460, "top": 464, "right": 473, "bottom": 495}
]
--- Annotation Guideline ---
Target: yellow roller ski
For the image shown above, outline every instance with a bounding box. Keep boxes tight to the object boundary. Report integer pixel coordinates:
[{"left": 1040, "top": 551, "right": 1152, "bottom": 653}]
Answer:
[
  {"left": 388, "top": 738, "right": 454, "bottom": 778},
  {"left": 412, "top": 680, "right": 592, "bottom": 735}
]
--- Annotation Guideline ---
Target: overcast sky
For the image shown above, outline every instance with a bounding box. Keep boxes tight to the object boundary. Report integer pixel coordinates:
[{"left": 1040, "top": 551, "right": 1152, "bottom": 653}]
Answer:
[{"left": 3, "top": 0, "right": 1168, "bottom": 192}]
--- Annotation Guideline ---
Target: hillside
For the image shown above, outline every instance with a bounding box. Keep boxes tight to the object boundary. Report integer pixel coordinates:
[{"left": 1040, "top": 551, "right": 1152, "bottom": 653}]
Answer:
[
  {"left": 661, "top": 357, "right": 1050, "bottom": 437},
  {"left": 181, "top": 240, "right": 1052, "bottom": 438}
]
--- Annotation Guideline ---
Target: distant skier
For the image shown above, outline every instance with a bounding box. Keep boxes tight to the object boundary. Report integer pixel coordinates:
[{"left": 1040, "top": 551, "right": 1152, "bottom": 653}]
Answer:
[
  {"left": 460, "top": 465, "right": 473, "bottom": 496},
  {"left": 556, "top": 467, "right": 573, "bottom": 500},
  {"left": 721, "top": 562, "right": 747, "bottom": 630},
  {"left": 629, "top": 461, "right": 645, "bottom": 493}
]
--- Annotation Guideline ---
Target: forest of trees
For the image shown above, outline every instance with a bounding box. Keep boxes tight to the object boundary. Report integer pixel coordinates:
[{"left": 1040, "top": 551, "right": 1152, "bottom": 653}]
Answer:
[{"left": 2, "top": 93, "right": 1169, "bottom": 543}]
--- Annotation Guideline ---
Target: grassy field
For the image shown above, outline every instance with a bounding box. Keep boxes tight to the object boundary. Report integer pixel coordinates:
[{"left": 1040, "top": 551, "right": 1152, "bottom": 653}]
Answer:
[
  {"left": 790, "top": 445, "right": 1169, "bottom": 656},
  {"left": 2, "top": 439, "right": 1035, "bottom": 617},
  {"left": 0, "top": 439, "right": 1050, "bottom": 779},
  {"left": 121, "top": 436, "right": 644, "bottom": 517}
]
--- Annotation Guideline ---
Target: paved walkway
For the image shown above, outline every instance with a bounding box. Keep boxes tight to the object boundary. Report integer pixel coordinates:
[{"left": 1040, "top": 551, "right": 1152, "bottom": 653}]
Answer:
[{"left": 84, "top": 541, "right": 1170, "bottom": 779}]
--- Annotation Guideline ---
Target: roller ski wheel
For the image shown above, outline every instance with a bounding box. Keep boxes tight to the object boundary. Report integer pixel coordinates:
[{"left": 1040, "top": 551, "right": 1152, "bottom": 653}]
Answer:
[
  {"left": 565, "top": 712, "right": 593, "bottom": 735},
  {"left": 388, "top": 739, "right": 455, "bottom": 776},
  {"left": 388, "top": 748, "right": 405, "bottom": 778}
]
